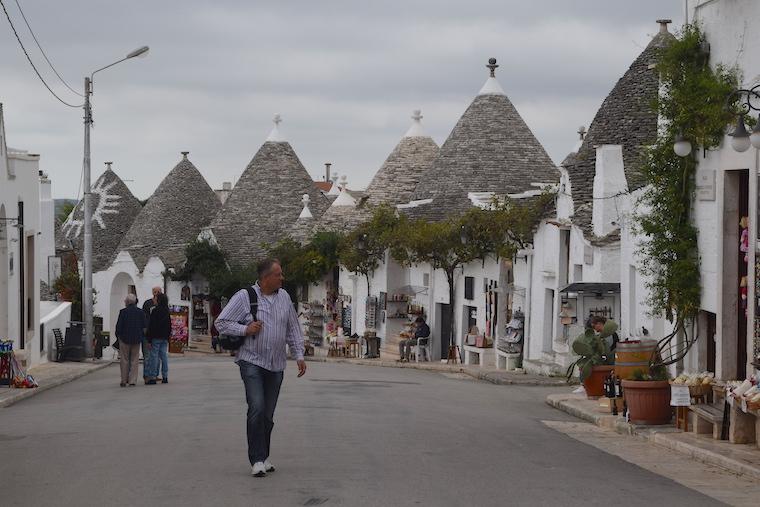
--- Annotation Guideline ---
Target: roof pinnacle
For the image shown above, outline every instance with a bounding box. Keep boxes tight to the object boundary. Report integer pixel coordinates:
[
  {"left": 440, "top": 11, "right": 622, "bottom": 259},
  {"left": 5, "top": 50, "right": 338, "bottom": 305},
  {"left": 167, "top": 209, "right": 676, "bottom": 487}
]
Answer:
[
  {"left": 181, "top": 151, "right": 189, "bottom": 160},
  {"left": 266, "top": 113, "right": 285, "bottom": 142},
  {"left": 298, "top": 193, "right": 313, "bottom": 219},
  {"left": 404, "top": 109, "right": 427, "bottom": 138},
  {"left": 487, "top": 57, "right": 498, "bottom": 77},
  {"left": 657, "top": 19, "right": 672, "bottom": 33},
  {"left": 105, "top": 161, "right": 113, "bottom": 170}
]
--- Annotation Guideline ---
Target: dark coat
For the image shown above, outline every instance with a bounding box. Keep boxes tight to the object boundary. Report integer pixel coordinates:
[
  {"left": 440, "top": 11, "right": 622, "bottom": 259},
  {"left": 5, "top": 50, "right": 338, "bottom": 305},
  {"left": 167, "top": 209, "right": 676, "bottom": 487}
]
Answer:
[
  {"left": 147, "top": 304, "right": 172, "bottom": 342},
  {"left": 116, "top": 304, "right": 147, "bottom": 345},
  {"left": 415, "top": 322, "right": 431, "bottom": 339}
]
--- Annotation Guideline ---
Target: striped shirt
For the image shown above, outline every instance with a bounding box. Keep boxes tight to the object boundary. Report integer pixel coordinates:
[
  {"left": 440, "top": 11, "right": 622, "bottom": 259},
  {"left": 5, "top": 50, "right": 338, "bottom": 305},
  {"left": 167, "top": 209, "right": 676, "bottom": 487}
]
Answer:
[{"left": 215, "top": 284, "right": 305, "bottom": 372}]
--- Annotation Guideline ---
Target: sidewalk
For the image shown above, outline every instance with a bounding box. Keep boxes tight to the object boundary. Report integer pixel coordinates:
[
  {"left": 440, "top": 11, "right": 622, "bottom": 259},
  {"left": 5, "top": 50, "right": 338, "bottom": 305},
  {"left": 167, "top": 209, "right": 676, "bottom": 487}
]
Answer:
[
  {"left": 547, "top": 391, "right": 760, "bottom": 480},
  {"left": 0, "top": 360, "right": 113, "bottom": 408},
  {"left": 188, "top": 333, "right": 571, "bottom": 386}
]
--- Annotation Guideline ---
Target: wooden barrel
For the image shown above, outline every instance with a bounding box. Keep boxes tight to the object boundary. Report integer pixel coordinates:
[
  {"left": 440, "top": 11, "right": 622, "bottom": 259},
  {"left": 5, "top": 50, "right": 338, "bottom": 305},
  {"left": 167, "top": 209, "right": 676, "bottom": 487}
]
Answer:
[{"left": 615, "top": 340, "right": 658, "bottom": 379}]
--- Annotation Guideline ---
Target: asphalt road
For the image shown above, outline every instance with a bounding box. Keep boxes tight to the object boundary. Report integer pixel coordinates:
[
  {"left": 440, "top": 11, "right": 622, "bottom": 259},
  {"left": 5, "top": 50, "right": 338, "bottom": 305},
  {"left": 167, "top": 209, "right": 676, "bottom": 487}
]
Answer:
[{"left": 0, "top": 357, "right": 721, "bottom": 507}]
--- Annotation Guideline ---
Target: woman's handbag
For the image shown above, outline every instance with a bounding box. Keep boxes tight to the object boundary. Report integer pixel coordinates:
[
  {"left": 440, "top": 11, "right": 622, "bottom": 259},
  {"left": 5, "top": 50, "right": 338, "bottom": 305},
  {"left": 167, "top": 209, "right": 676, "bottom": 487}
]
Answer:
[{"left": 219, "top": 287, "right": 258, "bottom": 351}]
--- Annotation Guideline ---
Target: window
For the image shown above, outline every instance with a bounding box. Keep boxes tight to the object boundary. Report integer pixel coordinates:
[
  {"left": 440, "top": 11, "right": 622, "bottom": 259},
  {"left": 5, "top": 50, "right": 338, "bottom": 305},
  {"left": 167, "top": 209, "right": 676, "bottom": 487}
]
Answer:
[{"left": 464, "top": 277, "right": 474, "bottom": 300}]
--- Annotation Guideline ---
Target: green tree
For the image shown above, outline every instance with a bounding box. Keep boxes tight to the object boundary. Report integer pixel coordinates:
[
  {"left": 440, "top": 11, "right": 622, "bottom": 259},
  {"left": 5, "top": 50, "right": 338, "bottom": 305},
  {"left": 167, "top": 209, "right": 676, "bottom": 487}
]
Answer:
[
  {"left": 57, "top": 202, "right": 76, "bottom": 224},
  {"left": 338, "top": 204, "right": 399, "bottom": 292},
  {"left": 392, "top": 196, "right": 553, "bottom": 357}
]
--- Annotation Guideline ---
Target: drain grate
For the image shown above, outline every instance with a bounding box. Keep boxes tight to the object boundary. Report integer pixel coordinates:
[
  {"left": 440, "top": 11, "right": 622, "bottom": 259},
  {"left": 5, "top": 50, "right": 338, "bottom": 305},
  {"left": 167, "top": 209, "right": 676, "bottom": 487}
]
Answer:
[{"left": 303, "top": 498, "right": 329, "bottom": 505}]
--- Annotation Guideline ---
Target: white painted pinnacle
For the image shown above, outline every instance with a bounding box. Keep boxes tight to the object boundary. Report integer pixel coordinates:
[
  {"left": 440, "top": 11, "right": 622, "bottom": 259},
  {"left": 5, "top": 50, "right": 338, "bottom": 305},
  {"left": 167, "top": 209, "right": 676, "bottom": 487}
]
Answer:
[
  {"left": 332, "top": 183, "right": 357, "bottom": 207},
  {"left": 299, "top": 193, "right": 313, "bottom": 218},
  {"left": 478, "top": 77, "right": 506, "bottom": 96},
  {"left": 404, "top": 109, "right": 427, "bottom": 138},
  {"left": 266, "top": 113, "right": 285, "bottom": 142}
]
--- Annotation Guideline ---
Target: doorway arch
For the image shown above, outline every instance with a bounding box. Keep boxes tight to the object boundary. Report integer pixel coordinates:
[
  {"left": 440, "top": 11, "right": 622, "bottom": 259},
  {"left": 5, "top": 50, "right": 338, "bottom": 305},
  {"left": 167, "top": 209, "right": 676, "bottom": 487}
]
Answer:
[{"left": 109, "top": 272, "right": 137, "bottom": 346}]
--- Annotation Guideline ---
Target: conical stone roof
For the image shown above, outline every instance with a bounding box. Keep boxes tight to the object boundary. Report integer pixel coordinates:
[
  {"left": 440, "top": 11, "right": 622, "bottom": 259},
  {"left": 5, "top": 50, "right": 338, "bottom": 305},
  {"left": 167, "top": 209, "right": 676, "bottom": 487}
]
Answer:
[
  {"left": 60, "top": 165, "right": 143, "bottom": 271},
  {"left": 317, "top": 111, "right": 439, "bottom": 234},
  {"left": 408, "top": 60, "right": 557, "bottom": 221},
  {"left": 567, "top": 21, "right": 675, "bottom": 236},
  {"left": 117, "top": 153, "right": 221, "bottom": 270},
  {"left": 211, "top": 120, "right": 330, "bottom": 266}
]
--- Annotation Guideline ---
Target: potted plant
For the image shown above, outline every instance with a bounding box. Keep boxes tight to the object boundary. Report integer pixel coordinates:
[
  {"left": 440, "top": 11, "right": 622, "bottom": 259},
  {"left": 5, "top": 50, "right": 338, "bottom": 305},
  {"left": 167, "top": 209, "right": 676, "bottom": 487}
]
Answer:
[
  {"left": 566, "top": 321, "right": 617, "bottom": 399},
  {"left": 621, "top": 364, "right": 671, "bottom": 425}
]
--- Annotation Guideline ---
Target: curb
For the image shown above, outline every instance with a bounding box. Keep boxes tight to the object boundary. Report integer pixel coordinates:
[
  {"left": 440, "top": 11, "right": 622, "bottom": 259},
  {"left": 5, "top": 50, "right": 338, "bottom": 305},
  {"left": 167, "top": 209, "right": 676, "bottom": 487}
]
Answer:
[
  {"left": 306, "top": 356, "right": 570, "bottom": 387},
  {"left": 546, "top": 393, "right": 760, "bottom": 479},
  {"left": 0, "top": 361, "right": 114, "bottom": 409}
]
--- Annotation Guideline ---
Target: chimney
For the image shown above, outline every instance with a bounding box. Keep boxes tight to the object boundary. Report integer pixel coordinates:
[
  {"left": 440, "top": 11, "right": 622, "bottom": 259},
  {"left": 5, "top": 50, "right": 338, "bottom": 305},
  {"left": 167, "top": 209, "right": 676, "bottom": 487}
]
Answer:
[
  {"left": 325, "top": 162, "right": 332, "bottom": 182},
  {"left": 222, "top": 181, "right": 232, "bottom": 191},
  {"left": 657, "top": 19, "right": 672, "bottom": 33}
]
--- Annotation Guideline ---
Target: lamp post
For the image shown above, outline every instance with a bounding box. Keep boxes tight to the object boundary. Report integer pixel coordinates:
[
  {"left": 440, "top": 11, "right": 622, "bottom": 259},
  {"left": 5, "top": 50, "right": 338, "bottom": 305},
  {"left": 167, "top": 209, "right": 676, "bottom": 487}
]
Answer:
[
  {"left": 674, "top": 84, "right": 760, "bottom": 157},
  {"left": 82, "top": 45, "right": 149, "bottom": 356}
]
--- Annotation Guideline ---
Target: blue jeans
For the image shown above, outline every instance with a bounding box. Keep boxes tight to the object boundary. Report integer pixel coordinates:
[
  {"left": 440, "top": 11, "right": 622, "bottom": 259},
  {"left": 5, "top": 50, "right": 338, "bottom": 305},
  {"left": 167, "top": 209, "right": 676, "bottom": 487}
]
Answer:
[
  {"left": 142, "top": 339, "right": 153, "bottom": 379},
  {"left": 239, "top": 361, "right": 283, "bottom": 465},
  {"left": 148, "top": 340, "right": 169, "bottom": 379}
]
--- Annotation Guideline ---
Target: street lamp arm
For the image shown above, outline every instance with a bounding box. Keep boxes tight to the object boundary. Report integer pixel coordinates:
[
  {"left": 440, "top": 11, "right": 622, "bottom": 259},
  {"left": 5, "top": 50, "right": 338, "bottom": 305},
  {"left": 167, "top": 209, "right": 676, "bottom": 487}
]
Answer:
[
  {"left": 726, "top": 84, "right": 760, "bottom": 115},
  {"left": 90, "top": 56, "right": 130, "bottom": 80}
]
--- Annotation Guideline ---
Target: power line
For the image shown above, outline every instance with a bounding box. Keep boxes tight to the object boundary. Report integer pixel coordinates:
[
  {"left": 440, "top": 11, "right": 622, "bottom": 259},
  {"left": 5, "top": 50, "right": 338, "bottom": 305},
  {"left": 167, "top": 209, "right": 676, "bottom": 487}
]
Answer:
[
  {"left": 13, "top": 0, "right": 83, "bottom": 97},
  {"left": 0, "top": 0, "right": 82, "bottom": 108}
]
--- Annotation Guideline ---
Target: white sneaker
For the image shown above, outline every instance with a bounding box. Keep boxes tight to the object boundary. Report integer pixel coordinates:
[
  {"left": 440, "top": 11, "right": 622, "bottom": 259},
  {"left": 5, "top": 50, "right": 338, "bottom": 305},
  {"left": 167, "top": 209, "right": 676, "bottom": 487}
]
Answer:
[
  {"left": 264, "top": 460, "right": 275, "bottom": 472},
  {"left": 251, "top": 462, "right": 267, "bottom": 477}
]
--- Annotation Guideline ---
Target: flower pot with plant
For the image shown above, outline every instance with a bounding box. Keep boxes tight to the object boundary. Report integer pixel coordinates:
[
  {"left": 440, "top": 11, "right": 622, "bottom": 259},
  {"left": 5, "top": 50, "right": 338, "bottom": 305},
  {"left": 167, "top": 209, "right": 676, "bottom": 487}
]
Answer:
[
  {"left": 621, "top": 364, "right": 672, "bottom": 425},
  {"left": 566, "top": 321, "right": 618, "bottom": 399}
]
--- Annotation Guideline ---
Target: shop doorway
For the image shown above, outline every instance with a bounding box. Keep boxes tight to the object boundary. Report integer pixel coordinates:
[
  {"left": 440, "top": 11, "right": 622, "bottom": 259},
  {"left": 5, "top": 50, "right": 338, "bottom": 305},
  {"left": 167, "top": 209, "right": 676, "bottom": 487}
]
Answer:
[
  {"left": 721, "top": 169, "right": 749, "bottom": 379},
  {"left": 436, "top": 303, "right": 451, "bottom": 360}
]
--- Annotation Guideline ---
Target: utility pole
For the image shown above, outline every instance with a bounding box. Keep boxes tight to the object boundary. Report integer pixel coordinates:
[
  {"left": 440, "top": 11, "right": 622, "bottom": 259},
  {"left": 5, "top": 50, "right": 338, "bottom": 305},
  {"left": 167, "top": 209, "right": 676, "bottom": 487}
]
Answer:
[{"left": 82, "top": 76, "right": 93, "bottom": 356}]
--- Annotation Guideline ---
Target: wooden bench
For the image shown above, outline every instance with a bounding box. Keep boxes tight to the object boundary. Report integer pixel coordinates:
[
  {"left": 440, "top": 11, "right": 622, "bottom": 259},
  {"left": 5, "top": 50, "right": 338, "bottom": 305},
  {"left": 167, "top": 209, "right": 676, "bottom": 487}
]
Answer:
[{"left": 689, "top": 404, "right": 726, "bottom": 440}]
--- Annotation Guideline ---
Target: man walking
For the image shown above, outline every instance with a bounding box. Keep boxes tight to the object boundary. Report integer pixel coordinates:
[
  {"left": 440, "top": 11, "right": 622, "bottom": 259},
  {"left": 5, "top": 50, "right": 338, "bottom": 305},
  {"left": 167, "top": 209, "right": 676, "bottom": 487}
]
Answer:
[
  {"left": 215, "top": 258, "right": 306, "bottom": 477},
  {"left": 115, "top": 293, "right": 147, "bottom": 387}
]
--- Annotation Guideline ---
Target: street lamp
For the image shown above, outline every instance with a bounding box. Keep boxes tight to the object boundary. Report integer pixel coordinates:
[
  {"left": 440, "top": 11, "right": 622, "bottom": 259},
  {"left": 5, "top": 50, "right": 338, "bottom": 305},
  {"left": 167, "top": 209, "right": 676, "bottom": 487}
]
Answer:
[
  {"left": 82, "top": 45, "right": 149, "bottom": 356},
  {"left": 674, "top": 85, "right": 760, "bottom": 157}
]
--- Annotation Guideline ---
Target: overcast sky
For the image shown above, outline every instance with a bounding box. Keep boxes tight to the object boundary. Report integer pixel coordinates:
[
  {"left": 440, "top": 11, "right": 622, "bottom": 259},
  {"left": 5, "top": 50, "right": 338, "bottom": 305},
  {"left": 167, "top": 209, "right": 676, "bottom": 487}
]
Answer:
[{"left": 0, "top": 0, "right": 684, "bottom": 200}]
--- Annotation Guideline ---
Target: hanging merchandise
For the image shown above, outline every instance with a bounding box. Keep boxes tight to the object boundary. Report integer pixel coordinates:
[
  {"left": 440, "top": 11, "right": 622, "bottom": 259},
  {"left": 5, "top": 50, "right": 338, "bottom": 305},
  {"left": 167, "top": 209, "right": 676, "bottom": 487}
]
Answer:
[
  {"left": 740, "top": 216, "right": 749, "bottom": 263},
  {"left": 169, "top": 305, "right": 190, "bottom": 353}
]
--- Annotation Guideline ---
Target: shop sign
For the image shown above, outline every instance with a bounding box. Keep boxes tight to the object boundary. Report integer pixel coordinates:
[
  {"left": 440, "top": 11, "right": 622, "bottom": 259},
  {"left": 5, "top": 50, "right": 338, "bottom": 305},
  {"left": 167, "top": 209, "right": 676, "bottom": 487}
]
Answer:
[
  {"left": 670, "top": 385, "right": 691, "bottom": 406},
  {"left": 696, "top": 169, "right": 715, "bottom": 201}
]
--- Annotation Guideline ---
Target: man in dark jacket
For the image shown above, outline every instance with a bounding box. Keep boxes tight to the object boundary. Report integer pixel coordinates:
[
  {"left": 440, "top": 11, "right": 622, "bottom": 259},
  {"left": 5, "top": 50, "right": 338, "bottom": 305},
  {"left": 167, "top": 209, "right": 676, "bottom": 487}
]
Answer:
[
  {"left": 146, "top": 293, "right": 172, "bottom": 384},
  {"left": 116, "top": 293, "right": 147, "bottom": 387},
  {"left": 141, "top": 286, "right": 162, "bottom": 383}
]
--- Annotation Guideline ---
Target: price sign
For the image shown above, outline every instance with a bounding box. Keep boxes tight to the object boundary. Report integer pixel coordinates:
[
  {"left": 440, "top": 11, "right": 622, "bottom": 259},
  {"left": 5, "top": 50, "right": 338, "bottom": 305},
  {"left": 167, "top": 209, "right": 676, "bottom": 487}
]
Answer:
[{"left": 670, "top": 385, "right": 691, "bottom": 407}]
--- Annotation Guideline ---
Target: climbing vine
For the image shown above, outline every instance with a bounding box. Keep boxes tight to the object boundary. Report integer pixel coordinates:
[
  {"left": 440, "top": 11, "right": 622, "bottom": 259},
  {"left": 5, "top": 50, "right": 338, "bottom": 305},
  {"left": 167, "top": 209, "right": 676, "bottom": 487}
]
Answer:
[{"left": 637, "top": 23, "right": 739, "bottom": 324}]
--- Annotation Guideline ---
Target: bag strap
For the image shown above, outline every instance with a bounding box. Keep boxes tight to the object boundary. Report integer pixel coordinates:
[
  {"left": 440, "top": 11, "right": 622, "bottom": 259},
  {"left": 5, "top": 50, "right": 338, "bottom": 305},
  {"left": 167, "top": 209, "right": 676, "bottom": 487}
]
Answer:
[{"left": 245, "top": 287, "right": 258, "bottom": 322}]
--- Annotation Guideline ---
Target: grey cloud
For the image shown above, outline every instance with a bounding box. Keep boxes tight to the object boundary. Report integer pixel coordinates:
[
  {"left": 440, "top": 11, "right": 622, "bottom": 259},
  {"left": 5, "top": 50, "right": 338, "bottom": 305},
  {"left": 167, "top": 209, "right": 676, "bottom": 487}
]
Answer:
[{"left": 0, "top": 0, "right": 683, "bottom": 198}]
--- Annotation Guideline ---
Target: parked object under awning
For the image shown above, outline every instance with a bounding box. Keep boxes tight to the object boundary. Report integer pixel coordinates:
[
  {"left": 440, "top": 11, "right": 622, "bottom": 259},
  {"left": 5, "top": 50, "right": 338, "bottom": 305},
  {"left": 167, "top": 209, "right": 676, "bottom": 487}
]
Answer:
[{"left": 560, "top": 282, "right": 620, "bottom": 295}]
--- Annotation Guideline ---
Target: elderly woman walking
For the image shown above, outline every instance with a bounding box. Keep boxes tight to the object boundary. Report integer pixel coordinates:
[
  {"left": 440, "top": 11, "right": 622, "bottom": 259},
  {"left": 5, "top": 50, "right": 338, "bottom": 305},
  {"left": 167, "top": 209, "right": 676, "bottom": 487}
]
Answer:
[
  {"left": 115, "top": 293, "right": 147, "bottom": 387},
  {"left": 146, "top": 293, "right": 172, "bottom": 384}
]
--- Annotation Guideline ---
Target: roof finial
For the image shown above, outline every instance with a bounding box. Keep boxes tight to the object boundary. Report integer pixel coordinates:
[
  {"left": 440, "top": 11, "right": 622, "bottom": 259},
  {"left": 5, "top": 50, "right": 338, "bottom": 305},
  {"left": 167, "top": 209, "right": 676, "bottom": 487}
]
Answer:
[
  {"left": 266, "top": 113, "right": 284, "bottom": 142},
  {"left": 331, "top": 171, "right": 338, "bottom": 183},
  {"left": 577, "top": 126, "right": 586, "bottom": 140},
  {"left": 104, "top": 161, "right": 113, "bottom": 170},
  {"left": 657, "top": 19, "right": 672, "bottom": 33},
  {"left": 298, "top": 193, "right": 313, "bottom": 219},
  {"left": 340, "top": 175, "right": 347, "bottom": 189},
  {"left": 181, "top": 151, "right": 189, "bottom": 160},
  {"left": 404, "top": 109, "right": 427, "bottom": 138},
  {"left": 487, "top": 58, "right": 499, "bottom": 78}
]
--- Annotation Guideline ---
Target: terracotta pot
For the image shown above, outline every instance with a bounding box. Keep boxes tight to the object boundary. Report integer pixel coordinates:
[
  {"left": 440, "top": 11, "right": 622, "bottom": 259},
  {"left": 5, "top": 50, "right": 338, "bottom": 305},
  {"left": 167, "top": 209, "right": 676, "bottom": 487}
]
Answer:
[
  {"left": 622, "top": 379, "right": 672, "bottom": 425},
  {"left": 583, "top": 365, "right": 615, "bottom": 399}
]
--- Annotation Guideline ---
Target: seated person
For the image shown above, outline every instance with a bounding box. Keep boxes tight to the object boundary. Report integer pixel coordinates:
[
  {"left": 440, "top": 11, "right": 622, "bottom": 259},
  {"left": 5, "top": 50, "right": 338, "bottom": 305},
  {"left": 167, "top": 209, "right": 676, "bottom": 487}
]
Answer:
[{"left": 398, "top": 316, "right": 431, "bottom": 362}]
